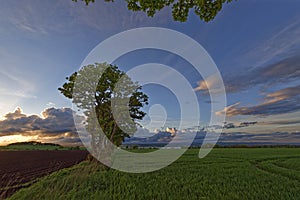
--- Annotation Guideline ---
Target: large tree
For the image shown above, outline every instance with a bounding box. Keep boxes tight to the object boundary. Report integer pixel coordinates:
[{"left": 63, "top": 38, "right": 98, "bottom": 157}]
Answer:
[
  {"left": 59, "top": 63, "right": 148, "bottom": 157},
  {"left": 73, "top": 0, "right": 236, "bottom": 22}
]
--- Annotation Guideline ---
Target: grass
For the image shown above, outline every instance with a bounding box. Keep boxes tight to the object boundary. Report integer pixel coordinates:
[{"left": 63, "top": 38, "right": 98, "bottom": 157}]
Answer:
[{"left": 9, "top": 148, "right": 300, "bottom": 200}]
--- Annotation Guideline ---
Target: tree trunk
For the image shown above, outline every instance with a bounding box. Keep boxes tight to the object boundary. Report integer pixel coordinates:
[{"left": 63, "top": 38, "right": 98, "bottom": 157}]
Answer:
[{"left": 110, "top": 122, "right": 117, "bottom": 144}]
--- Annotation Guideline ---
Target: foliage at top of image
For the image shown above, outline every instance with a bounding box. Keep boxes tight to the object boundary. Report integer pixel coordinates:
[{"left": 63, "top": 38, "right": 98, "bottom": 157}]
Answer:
[{"left": 72, "top": 0, "right": 236, "bottom": 22}]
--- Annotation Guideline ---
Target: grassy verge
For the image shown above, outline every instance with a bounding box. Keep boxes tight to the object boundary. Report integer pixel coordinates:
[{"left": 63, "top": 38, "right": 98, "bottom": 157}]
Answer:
[{"left": 9, "top": 148, "right": 300, "bottom": 200}]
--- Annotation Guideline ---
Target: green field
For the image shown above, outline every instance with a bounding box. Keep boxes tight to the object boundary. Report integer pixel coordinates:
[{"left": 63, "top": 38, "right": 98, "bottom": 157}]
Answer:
[{"left": 9, "top": 148, "right": 300, "bottom": 199}]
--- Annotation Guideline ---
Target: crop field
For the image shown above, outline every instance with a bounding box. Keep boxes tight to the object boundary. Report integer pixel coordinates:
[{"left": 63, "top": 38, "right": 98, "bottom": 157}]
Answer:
[
  {"left": 0, "top": 150, "right": 88, "bottom": 199},
  {"left": 8, "top": 148, "right": 300, "bottom": 200}
]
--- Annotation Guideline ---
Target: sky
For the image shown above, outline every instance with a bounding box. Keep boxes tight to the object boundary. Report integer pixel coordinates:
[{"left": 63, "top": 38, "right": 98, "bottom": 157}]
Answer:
[{"left": 0, "top": 0, "right": 300, "bottom": 146}]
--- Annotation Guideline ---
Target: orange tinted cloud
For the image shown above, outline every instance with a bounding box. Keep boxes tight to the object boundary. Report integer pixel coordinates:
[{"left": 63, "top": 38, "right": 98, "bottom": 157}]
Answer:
[{"left": 216, "top": 85, "right": 300, "bottom": 117}]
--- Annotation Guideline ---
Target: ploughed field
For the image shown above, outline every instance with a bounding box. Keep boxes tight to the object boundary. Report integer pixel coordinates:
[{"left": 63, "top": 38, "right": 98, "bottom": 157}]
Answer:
[{"left": 0, "top": 150, "right": 88, "bottom": 199}]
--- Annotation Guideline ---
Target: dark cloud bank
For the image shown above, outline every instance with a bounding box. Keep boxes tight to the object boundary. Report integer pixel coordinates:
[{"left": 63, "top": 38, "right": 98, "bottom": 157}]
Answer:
[
  {"left": 124, "top": 130, "right": 300, "bottom": 147},
  {"left": 0, "top": 107, "right": 82, "bottom": 145}
]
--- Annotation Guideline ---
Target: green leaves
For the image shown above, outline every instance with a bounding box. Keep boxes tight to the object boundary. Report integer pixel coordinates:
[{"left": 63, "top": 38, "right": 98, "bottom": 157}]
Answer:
[
  {"left": 72, "top": 0, "right": 236, "bottom": 22},
  {"left": 126, "top": 0, "right": 175, "bottom": 17},
  {"left": 58, "top": 63, "right": 149, "bottom": 147}
]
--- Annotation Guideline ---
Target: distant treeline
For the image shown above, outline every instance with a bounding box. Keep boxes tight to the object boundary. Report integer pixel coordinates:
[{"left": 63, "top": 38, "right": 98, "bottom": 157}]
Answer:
[
  {"left": 123, "top": 144, "right": 300, "bottom": 149},
  {"left": 4, "top": 141, "right": 83, "bottom": 150},
  {"left": 7, "top": 141, "right": 62, "bottom": 147},
  {"left": 189, "top": 144, "right": 300, "bottom": 148}
]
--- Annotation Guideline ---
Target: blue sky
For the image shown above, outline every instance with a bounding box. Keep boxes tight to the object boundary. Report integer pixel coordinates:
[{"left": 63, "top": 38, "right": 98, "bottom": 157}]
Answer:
[{"left": 0, "top": 0, "right": 300, "bottom": 145}]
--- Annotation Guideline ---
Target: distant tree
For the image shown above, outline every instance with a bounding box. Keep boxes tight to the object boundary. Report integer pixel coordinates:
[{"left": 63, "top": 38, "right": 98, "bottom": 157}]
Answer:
[
  {"left": 72, "top": 0, "right": 236, "bottom": 22},
  {"left": 59, "top": 63, "right": 148, "bottom": 159}
]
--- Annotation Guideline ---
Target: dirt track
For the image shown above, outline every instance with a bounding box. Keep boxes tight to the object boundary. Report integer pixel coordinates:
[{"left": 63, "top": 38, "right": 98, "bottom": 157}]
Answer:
[{"left": 0, "top": 150, "right": 88, "bottom": 199}]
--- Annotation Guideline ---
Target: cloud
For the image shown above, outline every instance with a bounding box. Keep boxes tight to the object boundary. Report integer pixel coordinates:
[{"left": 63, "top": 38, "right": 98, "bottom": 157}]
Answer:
[
  {"left": 4, "top": 107, "right": 26, "bottom": 120},
  {"left": 243, "top": 18, "right": 300, "bottom": 69},
  {"left": 224, "top": 121, "right": 258, "bottom": 129},
  {"left": 216, "top": 102, "right": 240, "bottom": 116},
  {"left": 194, "top": 80, "right": 210, "bottom": 91},
  {"left": 262, "top": 119, "right": 300, "bottom": 126},
  {"left": 219, "top": 132, "right": 300, "bottom": 145},
  {"left": 224, "top": 55, "right": 300, "bottom": 93},
  {"left": 0, "top": 1, "right": 171, "bottom": 36},
  {"left": 265, "top": 85, "right": 300, "bottom": 103},
  {"left": 0, "top": 68, "right": 36, "bottom": 117},
  {"left": 239, "top": 121, "right": 258, "bottom": 127},
  {"left": 125, "top": 130, "right": 300, "bottom": 146},
  {"left": 0, "top": 107, "right": 83, "bottom": 145},
  {"left": 132, "top": 127, "right": 156, "bottom": 138},
  {"left": 124, "top": 131, "right": 173, "bottom": 145},
  {"left": 1, "top": 1, "right": 56, "bottom": 35},
  {"left": 0, "top": 70, "right": 35, "bottom": 97},
  {"left": 69, "top": 1, "right": 171, "bottom": 32},
  {"left": 217, "top": 85, "right": 300, "bottom": 117},
  {"left": 195, "top": 11, "right": 300, "bottom": 95},
  {"left": 195, "top": 55, "right": 300, "bottom": 94},
  {"left": 226, "top": 55, "right": 300, "bottom": 93},
  {"left": 46, "top": 102, "right": 56, "bottom": 107},
  {"left": 194, "top": 73, "right": 225, "bottom": 94}
]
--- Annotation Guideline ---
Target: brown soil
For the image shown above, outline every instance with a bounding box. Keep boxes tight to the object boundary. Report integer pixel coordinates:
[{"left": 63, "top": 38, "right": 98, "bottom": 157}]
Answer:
[{"left": 0, "top": 150, "right": 88, "bottom": 199}]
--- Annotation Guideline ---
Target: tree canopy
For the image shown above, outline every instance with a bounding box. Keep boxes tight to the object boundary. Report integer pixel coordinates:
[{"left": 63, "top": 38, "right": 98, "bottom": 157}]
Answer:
[
  {"left": 72, "top": 0, "right": 236, "bottom": 22},
  {"left": 59, "top": 63, "right": 148, "bottom": 148}
]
